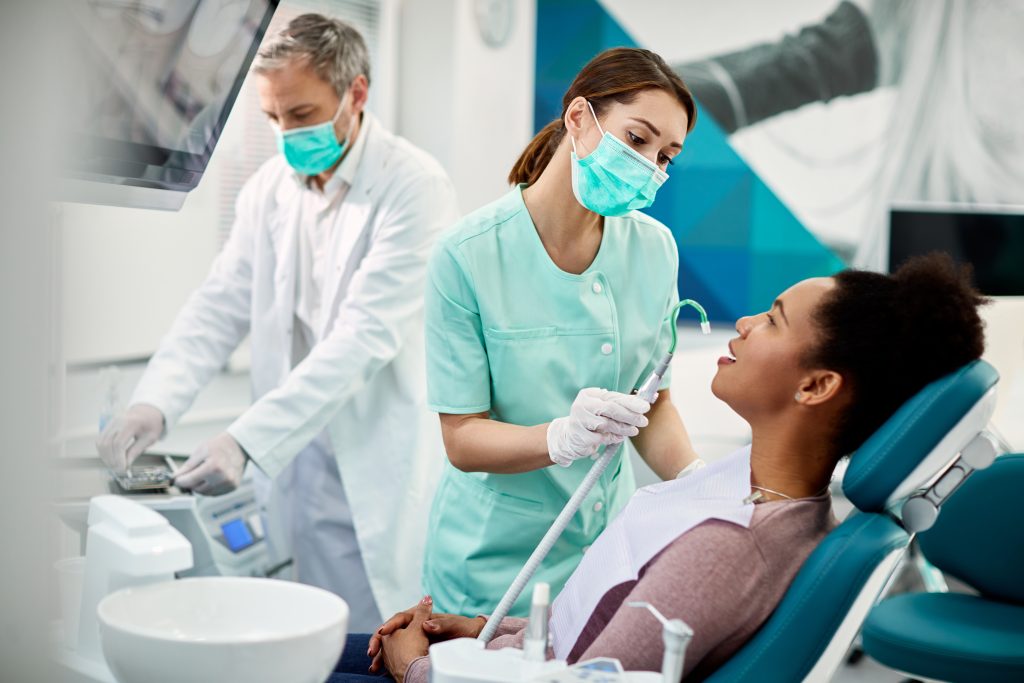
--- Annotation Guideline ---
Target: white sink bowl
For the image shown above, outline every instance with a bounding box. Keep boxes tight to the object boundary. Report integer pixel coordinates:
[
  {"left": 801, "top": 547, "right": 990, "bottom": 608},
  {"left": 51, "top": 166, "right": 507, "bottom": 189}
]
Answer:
[{"left": 97, "top": 577, "right": 348, "bottom": 683}]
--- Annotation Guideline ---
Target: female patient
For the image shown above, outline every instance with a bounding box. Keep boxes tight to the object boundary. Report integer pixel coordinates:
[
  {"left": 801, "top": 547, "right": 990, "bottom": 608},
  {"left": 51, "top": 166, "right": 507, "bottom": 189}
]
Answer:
[{"left": 330, "top": 253, "right": 986, "bottom": 682}]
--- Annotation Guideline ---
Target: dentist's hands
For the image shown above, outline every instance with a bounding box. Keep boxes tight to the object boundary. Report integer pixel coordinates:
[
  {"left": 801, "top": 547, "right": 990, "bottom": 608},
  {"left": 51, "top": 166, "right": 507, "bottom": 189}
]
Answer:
[
  {"left": 96, "top": 403, "right": 165, "bottom": 474},
  {"left": 547, "top": 388, "right": 652, "bottom": 467},
  {"left": 173, "top": 432, "right": 247, "bottom": 496}
]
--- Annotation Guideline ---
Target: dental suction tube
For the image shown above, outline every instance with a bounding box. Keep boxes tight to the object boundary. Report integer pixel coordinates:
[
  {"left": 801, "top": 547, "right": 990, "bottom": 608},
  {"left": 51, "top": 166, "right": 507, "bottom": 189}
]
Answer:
[
  {"left": 668, "top": 299, "right": 710, "bottom": 354},
  {"left": 478, "top": 449, "right": 616, "bottom": 642},
  {"left": 636, "top": 299, "right": 710, "bottom": 403}
]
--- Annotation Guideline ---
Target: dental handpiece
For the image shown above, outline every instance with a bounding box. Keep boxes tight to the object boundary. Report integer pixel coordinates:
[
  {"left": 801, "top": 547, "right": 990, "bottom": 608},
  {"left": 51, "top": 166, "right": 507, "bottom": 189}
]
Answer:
[{"left": 635, "top": 352, "right": 673, "bottom": 403}]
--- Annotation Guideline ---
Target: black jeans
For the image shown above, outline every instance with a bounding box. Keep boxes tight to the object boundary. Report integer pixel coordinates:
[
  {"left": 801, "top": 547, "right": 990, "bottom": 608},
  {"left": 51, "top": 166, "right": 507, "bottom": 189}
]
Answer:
[{"left": 326, "top": 633, "right": 396, "bottom": 682}]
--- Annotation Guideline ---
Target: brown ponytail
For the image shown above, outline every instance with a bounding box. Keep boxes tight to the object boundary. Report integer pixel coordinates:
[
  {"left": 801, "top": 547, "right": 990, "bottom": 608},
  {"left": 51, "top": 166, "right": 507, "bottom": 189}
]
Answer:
[
  {"left": 507, "top": 118, "right": 565, "bottom": 186},
  {"left": 507, "top": 47, "right": 696, "bottom": 186}
]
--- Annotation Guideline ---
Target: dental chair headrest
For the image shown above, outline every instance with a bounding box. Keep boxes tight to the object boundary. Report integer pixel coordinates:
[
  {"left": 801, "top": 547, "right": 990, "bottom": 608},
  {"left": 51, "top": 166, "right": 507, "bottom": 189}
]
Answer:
[{"left": 842, "top": 360, "right": 999, "bottom": 513}]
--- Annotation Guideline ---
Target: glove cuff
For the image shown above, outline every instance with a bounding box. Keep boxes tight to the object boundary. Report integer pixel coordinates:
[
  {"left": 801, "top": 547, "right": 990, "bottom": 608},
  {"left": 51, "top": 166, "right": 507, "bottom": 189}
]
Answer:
[{"left": 547, "top": 418, "right": 574, "bottom": 468}]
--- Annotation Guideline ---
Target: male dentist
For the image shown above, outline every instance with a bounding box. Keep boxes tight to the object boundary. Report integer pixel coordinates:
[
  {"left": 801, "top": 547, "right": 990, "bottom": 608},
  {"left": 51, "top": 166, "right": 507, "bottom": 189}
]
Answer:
[{"left": 96, "top": 14, "right": 459, "bottom": 631}]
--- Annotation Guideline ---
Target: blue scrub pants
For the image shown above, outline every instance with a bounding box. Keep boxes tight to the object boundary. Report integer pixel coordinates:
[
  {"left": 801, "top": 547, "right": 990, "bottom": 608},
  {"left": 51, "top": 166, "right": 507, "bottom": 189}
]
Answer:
[{"left": 327, "top": 634, "right": 396, "bottom": 682}]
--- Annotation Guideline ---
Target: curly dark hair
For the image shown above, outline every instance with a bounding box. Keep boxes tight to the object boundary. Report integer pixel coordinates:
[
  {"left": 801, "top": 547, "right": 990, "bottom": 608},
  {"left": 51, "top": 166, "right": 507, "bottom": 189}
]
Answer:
[{"left": 806, "top": 252, "right": 988, "bottom": 457}]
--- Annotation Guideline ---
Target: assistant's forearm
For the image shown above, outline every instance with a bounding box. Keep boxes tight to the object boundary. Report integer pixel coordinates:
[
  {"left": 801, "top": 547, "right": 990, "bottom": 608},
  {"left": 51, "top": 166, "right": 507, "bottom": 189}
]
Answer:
[
  {"left": 631, "top": 395, "right": 698, "bottom": 480},
  {"left": 442, "top": 416, "right": 553, "bottom": 474}
]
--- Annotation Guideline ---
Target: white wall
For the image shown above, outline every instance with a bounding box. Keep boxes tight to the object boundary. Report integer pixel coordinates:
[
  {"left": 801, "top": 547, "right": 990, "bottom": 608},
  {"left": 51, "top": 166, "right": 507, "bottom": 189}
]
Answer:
[
  {"left": 397, "top": 0, "right": 536, "bottom": 215},
  {"left": 1, "top": 2, "right": 63, "bottom": 677},
  {"left": 60, "top": 165, "right": 225, "bottom": 366}
]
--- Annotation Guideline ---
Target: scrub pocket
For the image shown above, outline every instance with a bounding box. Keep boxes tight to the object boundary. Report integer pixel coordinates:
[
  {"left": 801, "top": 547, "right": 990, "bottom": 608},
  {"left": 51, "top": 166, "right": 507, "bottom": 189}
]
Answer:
[
  {"left": 423, "top": 468, "right": 550, "bottom": 617},
  {"left": 483, "top": 326, "right": 617, "bottom": 426}
]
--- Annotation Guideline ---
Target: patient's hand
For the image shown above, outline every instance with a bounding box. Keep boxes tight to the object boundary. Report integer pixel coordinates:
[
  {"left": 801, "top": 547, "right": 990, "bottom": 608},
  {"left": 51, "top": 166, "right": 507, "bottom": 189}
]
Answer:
[
  {"left": 368, "top": 599, "right": 487, "bottom": 673},
  {"left": 422, "top": 613, "right": 487, "bottom": 641},
  {"left": 372, "top": 596, "right": 432, "bottom": 681}
]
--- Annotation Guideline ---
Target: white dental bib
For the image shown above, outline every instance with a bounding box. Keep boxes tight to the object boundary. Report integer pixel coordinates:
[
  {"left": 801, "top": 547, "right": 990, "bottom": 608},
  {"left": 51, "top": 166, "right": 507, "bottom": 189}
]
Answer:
[{"left": 550, "top": 447, "right": 755, "bottom": 659}]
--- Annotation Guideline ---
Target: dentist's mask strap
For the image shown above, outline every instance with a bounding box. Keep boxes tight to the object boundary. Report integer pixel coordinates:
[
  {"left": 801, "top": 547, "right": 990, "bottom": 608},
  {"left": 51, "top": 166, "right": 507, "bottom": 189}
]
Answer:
[{"left": 569, "top": 99, "right": 669, "bottom": 217}]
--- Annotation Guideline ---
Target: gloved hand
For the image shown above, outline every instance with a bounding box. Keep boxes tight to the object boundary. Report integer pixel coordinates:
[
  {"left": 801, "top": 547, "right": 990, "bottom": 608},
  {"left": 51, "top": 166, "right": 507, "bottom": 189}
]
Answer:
[
  {"left": 96, "top": 403, "right": 166, "bottom": 474},
  {"left": 547, "top": 388, "right": 652, "bottom": 467},
  {"left": 173, "top": 432, "right": 248, "bottom": 496}
]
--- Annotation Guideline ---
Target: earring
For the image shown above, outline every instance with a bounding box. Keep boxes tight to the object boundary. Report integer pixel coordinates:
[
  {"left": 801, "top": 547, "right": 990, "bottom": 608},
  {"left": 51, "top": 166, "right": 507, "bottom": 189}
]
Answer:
[{"left": 794, "top": 392, "right": 802, "bottom": 402}]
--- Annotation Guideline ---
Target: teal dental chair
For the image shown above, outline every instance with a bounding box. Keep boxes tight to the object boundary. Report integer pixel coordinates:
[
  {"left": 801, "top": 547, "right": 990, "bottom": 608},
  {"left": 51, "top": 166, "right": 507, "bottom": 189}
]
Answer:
[
  {"left": 705, "top": 359, "right": 1002, "bottom": 682},
  {"left": 861, "top": 452, "right": 1024, "bottom": 682}
]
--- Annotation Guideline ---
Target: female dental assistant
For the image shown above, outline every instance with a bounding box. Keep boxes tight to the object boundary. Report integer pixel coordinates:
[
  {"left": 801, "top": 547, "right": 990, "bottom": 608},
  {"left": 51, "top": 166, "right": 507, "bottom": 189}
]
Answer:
[{"left": 422, "top": 48, "right": 702, "bottom": 617}]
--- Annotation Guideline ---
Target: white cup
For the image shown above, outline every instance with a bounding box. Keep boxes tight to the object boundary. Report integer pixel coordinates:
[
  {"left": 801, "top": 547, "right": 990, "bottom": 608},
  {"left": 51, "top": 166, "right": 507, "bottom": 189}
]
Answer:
[{"left": 54, "top": 556, "right": 86, "bottom": 649}]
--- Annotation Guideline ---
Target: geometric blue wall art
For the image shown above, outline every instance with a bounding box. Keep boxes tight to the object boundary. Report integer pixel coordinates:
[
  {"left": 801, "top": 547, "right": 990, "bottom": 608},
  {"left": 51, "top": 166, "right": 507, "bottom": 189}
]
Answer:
[{"left": 536, "top": 0, "right": 845, "bottom": 322}]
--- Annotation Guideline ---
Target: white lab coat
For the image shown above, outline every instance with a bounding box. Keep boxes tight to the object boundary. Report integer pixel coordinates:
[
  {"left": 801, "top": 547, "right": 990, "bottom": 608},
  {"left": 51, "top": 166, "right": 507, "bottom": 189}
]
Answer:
[{"left": 132, "top": 113, "right": 459, "bottom": 618}]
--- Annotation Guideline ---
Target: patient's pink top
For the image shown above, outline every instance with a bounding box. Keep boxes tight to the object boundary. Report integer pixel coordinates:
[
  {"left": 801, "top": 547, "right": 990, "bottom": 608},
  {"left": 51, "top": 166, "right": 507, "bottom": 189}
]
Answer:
[{"left": 405, "top": 495, "right": 836, "bottom": 682}]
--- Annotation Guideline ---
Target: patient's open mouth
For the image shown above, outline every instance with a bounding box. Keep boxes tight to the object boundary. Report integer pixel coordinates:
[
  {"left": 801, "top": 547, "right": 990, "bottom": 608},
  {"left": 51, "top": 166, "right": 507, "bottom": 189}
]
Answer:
[{"left": 718, "top": 341, "right": 737, "bottom": 366}]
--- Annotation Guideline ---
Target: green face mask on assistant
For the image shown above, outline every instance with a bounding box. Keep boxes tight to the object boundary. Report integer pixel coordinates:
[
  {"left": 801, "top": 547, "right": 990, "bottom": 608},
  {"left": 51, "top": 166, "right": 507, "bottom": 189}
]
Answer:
[
  {"left": 569, "top": 100, "right": 669, "bottom": 217},
  {"left": 274, "top": 94, "right": 353, "bottom": 176}
]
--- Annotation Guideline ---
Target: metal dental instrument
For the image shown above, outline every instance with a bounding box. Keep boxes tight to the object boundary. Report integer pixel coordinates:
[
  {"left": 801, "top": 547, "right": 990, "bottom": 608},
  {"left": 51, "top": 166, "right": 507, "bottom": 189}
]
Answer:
[{"left": 627, "top": 601, "right": 694, "bottom": 683}]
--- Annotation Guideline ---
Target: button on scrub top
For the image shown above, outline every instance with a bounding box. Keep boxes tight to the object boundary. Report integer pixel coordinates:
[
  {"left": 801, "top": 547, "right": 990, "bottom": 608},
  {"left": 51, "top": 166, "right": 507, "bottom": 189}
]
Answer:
[{"left": 423, "top": 185, "right": 680, "bottom": 617}]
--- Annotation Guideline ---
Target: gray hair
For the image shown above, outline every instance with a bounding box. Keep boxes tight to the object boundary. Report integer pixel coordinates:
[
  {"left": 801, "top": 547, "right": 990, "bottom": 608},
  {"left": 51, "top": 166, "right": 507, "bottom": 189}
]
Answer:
[{"left": 253, "top": 13, "right": 371, "bottom": 95}]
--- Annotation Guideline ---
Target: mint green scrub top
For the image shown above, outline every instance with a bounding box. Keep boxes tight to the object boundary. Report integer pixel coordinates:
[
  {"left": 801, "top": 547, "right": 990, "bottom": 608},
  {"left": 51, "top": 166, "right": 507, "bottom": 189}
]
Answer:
[{"left": 422, "top": 185, "right": 679, "bottom": 617}]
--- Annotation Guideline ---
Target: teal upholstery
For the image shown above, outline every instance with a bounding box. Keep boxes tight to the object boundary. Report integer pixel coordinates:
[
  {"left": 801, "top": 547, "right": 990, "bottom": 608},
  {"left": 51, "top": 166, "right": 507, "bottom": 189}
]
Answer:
[
  {"left": 917, "top": 454, "right": 1024, "bottom": 604},
  {"left": 703, "top": 361, "right": 999, "bottom": 682},
  {"left": 842, "top": 360, "right": 999, "bottom": 512},
  {"left": 862, "top": 454, "right": 1024, "bottom": 683},
  {"left": 863, "top": 593, "right": 1024, "bottom": 683}
]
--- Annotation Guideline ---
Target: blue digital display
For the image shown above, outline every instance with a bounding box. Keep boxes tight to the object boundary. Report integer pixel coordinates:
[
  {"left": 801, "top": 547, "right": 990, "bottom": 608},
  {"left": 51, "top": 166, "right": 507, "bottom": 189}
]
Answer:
[{"left": 221, "top": 518, "right": 254, "bottom": 552}]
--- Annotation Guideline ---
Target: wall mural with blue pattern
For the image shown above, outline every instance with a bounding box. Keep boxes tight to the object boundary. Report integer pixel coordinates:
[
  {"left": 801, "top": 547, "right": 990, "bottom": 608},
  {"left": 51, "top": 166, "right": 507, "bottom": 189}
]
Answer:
[{"left": 535, "top": 0, "right": 845, "bottom": 322}]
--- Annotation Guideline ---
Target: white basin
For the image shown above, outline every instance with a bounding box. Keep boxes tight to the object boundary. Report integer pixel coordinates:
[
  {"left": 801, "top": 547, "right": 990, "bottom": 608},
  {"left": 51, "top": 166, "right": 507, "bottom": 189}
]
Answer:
[{"left": 97, "top": 577, "right": 348, "bottom": 683}]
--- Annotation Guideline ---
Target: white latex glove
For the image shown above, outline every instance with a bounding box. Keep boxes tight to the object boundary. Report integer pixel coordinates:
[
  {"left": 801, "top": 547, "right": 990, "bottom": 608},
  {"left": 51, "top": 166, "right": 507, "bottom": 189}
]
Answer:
[
  {"left": 547, "top": 388, "right": 652, "bottom": 467},
  {"left": 173, "top": 432, "right": 248, "bottom": 496},
  {"left": 96, "top": 403, "right": 166, "bottom": 474}
]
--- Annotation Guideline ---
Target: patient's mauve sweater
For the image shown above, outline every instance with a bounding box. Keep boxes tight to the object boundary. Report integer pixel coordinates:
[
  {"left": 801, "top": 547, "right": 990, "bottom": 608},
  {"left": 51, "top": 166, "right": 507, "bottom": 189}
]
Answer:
[{"left": 405, "top": 494, "right": 836, "bottom": 682}]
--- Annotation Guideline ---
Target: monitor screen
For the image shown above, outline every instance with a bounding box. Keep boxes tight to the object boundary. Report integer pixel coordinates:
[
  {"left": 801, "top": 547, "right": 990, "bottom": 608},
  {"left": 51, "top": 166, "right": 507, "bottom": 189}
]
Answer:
[
  {"left": 888, "top": 207, "right": 1024, "bottom": 296},
  {"left": 63, "top": 0, "right": 279, "bottom": 195}
]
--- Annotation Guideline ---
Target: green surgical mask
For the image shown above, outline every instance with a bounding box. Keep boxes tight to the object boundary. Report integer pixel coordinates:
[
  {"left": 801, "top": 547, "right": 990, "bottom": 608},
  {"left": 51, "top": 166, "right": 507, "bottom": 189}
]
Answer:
[
  {"left": 274, "top": 96, "right": 350, "bottom": 176},
  {"left": 570, "top": 100, "right": 668, "bottom": 216}
]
